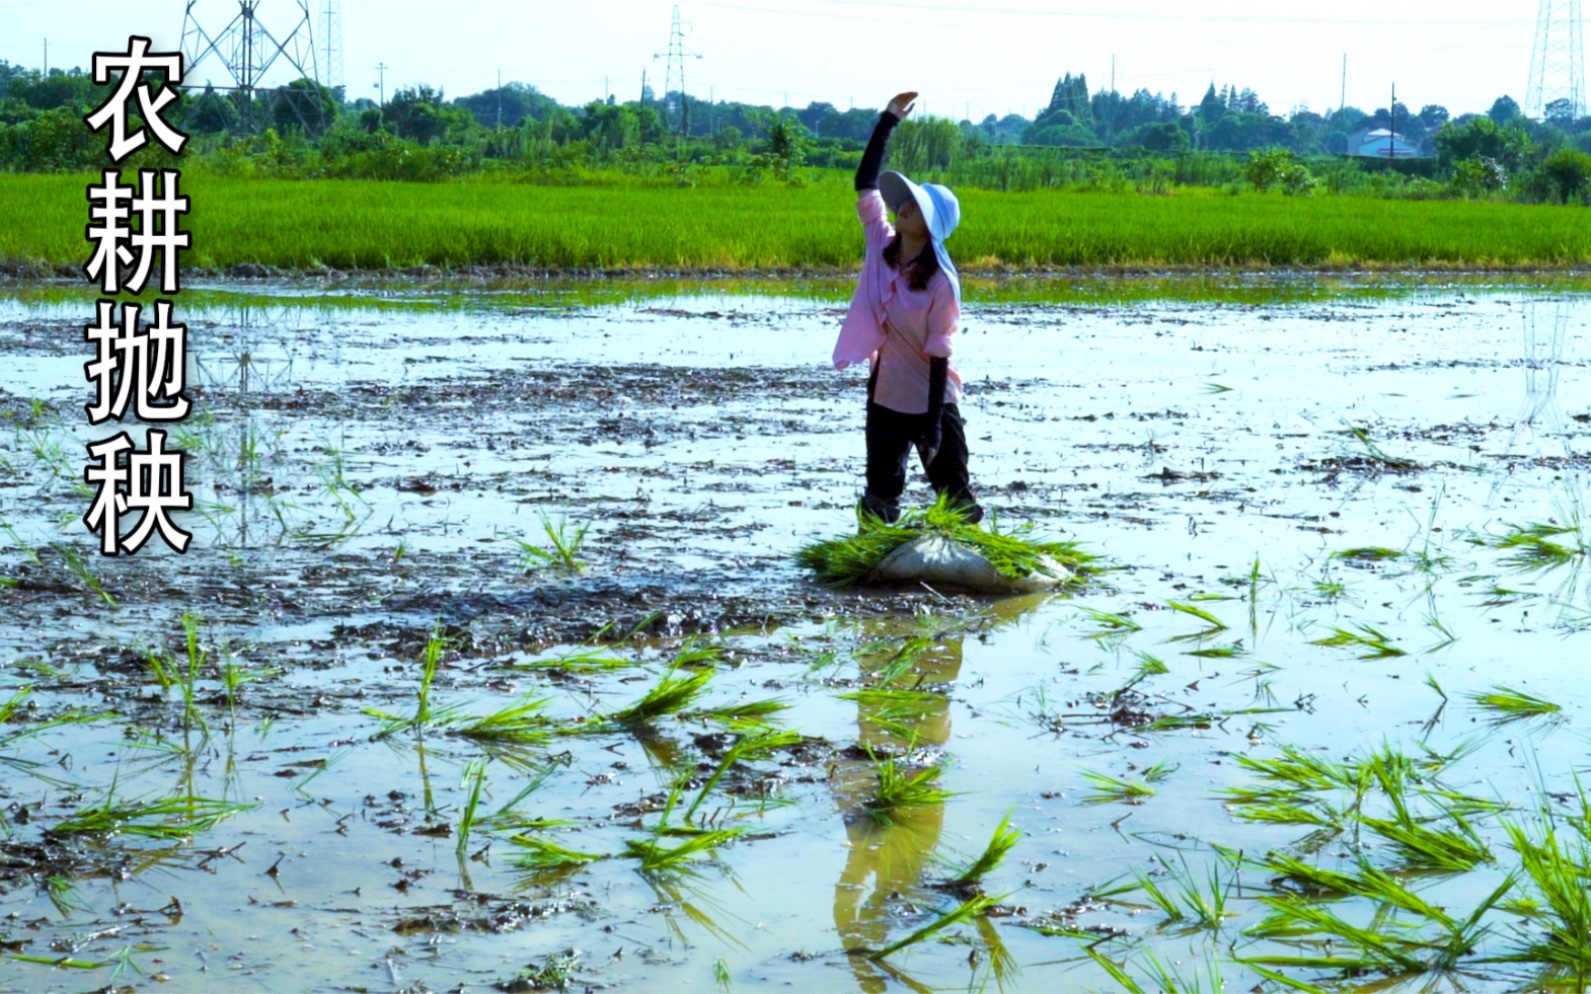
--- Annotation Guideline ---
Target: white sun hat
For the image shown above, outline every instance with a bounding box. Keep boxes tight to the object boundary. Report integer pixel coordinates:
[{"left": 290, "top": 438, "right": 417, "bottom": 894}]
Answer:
[{"left": 877, "top": 169, "right": 961, "bottom": 300}]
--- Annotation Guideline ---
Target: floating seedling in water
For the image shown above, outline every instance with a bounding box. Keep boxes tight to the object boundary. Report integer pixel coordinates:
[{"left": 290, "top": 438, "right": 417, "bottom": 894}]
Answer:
[
  {"left": 51, "top": 791, "right": 255, "bottom": 840},
  {"left": 1465, "top": 685, "right": 1562, "bottom": 724},
  {"left": 624, "top": 828, "right": 742, "bottom": 872},
  {"left": 1309, "top": 622, "right": 1405, "bottom": 658},
  {"left": 1079, "top": 767, "right": 1157, "bottom": 804}
]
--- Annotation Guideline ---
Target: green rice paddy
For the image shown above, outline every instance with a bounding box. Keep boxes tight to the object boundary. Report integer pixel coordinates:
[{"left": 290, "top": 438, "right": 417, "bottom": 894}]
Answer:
[{"left": 4, "top": 171, "right": 1591, "bottom": 273}]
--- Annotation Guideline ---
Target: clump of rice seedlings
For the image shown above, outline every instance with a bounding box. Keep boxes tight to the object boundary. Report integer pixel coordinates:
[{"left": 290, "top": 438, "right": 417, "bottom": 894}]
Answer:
[
  {"left": 515, "top": 511, "right": 590, "bottom": 572},
  {"left": 1342, "top": 424, "right": 1422, "bottom": 473},
  {"left": 1079, "top": 767, "right": 1156, "bottom": 804},
  {"left": 1079, "top": 607, "right": 1142, "bottom": 645},
  {"left": 684, "top": 697, "right": 790, "bottom": 732},
  {"left": 512, "top": 646, "right": 634, "bottom": 673},
  {"left": 602, "top": 662, "right": 715, "bottom": 729},
  {"left": 715, "top": 957, "right": 731, "bottom": 994},
  {"left": 949, "top": 809, "right": 1021, "bottom": 887},
  {"left": 1309, "top": 623, "right": 1405, "bottom": 658},
  {"left": 510, "top": 834, "right": 608, "bottom": 871},
  {"left": 683, "top": 729, "right": 802, "bottom": 822},
  {"left": 506, "top": 951, "right": 583, "bottom": 992},
  {"left": 624, "top": 828, "right": 741, "bottom": 871},
  {"left": 867, "top": 892, "right": 1004, "bottom": 961},
  {"left": 51, "top": 793, "right": 254, "bottom": 840},
  {"left": 1333, "top": 546, "right": 1404, "bottom": 564},
  {"left": 1124, "top": 854, "right": 1235, "bottom": 930},
  {"left": 796, "top": 493, "right": 1096, "bottom": 589},
  {"left": 1503, "top": 817, "right": 1591, "bottom": 976},
  {"left": 0, "top": 687, "right": 98, "bottom": 784},
  {"left": 865, "top": 751, "right": 953, "bottom": 823},
  {"left": 448, "top": 695, "right": 554, "bottom": 744},
  {"left": 1466, "top": 685, "right": 1562, "bottom": 721}
]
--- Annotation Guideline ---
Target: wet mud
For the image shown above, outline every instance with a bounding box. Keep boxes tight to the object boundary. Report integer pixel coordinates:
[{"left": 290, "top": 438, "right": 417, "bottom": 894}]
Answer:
[{"left": 2, "top": 281, "right": 1591, "bottom": 992}]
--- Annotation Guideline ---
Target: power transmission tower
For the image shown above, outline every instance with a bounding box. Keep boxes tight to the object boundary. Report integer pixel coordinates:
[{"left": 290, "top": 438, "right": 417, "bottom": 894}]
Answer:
[
  {"left": 654, "top": 6, "right": 701, "bottom": 136},
  {"left": 320, "top": 0, "right": 342, "bottom": 96},
  {"left": 1527, "top": 0, "right": 1585, "bottom": 119},
  {"left": 181, "top": 1, "right": 322, "bottom": 132}
]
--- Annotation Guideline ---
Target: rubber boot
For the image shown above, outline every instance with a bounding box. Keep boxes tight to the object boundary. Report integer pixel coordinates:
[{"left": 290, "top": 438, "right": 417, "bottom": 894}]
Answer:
[{"left": 858, "top": 491, "right": 901, "bottom": 526}]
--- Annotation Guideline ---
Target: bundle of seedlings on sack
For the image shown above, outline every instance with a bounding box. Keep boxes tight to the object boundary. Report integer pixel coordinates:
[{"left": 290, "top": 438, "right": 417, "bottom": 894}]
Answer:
[{"left": 796, "top": 494, "right": 1096, "bottom": 592}]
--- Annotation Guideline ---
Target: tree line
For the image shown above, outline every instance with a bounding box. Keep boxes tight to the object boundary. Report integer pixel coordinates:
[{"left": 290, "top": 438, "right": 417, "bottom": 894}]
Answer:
[{"left": 1, "top": 59, "right": 1588, "bottom": 203}]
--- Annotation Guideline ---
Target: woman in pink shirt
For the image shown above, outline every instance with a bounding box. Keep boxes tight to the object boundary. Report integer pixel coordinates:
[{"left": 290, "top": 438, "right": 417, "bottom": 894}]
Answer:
[{"left": 832, "top": 91, "right": 982, "bottom": 525}]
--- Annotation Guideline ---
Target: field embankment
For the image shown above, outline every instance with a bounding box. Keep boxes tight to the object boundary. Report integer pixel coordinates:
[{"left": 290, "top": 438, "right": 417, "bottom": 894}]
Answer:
[{"left": 3, "top": 172, "right": 1590, "bottom": 274}]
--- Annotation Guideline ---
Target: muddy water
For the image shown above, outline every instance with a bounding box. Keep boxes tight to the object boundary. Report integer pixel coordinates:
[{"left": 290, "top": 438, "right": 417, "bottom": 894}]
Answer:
[{"left": 1, "top": 278, "right": 1590, "bottom": 992}]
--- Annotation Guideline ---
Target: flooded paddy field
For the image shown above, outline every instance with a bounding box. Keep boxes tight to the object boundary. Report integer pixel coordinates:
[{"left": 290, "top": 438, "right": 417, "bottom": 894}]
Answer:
[{"left": 2, "top": 276, "right": 1591, "bottom": 992}]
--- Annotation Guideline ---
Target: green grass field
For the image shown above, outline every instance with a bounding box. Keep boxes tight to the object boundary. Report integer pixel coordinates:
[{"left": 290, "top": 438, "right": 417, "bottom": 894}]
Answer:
[{"left": 4, "top": 172, "right": 1590, "bottom": 272}]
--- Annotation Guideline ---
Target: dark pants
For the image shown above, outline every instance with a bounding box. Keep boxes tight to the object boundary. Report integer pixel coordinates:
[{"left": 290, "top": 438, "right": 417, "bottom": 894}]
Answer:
[{"left": 864, "top": 402, "right": 974, "bottom": 513}]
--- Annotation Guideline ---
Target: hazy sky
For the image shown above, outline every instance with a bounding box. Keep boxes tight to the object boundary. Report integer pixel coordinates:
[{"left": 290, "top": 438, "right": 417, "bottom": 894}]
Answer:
[{"left": 0, "top": 1, "right": 1558, "bottom": 120}]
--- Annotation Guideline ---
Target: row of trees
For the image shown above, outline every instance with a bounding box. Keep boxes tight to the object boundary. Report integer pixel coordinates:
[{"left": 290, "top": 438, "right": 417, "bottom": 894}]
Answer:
[{"left": 1, "top": 58, "right": 1588, "bottom": 202}]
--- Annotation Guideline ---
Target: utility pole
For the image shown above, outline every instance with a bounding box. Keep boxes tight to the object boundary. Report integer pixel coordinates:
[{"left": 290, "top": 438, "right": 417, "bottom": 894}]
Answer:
[
  {"left": 604, "top": 76, "right": 609, "bottom": 102},
  {"left": 496, "top": 68, "right": 502, "bottom": 129},
  {"left": 376, "top": 62, "right": 387, "bottom": 108},
  {"left": 43, "top": 37, "right": 47, "bottom": 74},
  {"left": 1389, "top": 82, "right": 1396, "bottom": 157},
  {"left": 641, "top": 67, "right": 647, "bottom": 104},
  {"left": 1339, "top": 54, "right": 1347, "bottom": 118}
]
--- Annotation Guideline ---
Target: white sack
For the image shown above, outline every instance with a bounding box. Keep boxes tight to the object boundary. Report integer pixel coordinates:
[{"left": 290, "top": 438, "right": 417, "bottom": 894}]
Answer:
[{"left": 866, "top": 534, "right": 1070, "bottom": 594}]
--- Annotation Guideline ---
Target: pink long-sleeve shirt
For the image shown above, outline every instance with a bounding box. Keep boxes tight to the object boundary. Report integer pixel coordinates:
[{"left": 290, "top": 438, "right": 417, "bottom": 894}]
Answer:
[{"left": 833, "top": 189, "right": 962, "bottom": 416}]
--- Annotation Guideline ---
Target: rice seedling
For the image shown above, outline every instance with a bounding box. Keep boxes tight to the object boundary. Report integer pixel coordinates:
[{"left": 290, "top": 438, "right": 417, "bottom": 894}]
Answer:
[
  {"left": 949, "top": 809, "right": 1021, "bottom": 888},
  {"left": 365, "top": 622, "right": 454, "bottom": 735},
  {"left": 1333, "top": 546, "right": 1404, "bottom": 564},
  {"left": 448, "top": 694, "right": 554, "bottom": 744},
  {"left": 515, "top": 510, "right": 590, "bottom": 572},
  {"left": 51, "top": 542, "right": 115, "bottom": 606},
  {"left": 1308, "top": 623, "right": 1405, "bottom": 658},
  {"left": 456, "top": 758, "right": 487, "bottom": 857},
  {"left": 715, "top": 957, "right": 731, "bottom": 993},
  {"left": 509, "top": 835, "right": 609, "bottom": 870},
  {"left": 1466, "top": 685, "right": 1562, "bottom": 720},
  {"left": 1078, "top": 607, "right": 1142, "bottom": 641},
  {"left": 683, "top": 729, "right": 802, "bottom": 822},
  {"left": 1079, "top": 767, "right": 1156, "bottom": 804},
  {"left": 796, "top": 492, "right": 1095, "bottom": 588},
  {"left": 1127, "top": 854, "right": 1236, "bottom": 929},
  {"left": 600, "top": 661, "right": 716, "bottom": 729},
  {"left": 1503, "top": 817, "right": 1591, "bottom": 976},
  {"left": 505, "top": 950, "right": 583, "bottom": 992},
  {"left": 51, "top": 793, "right": 255, "bottom": 840},
  {"left": 864, "top": 751, "right": 954, "bottom": 823},
  {"left": 1342, "top": 424, "right": 1422, "bottom": 473},
  {"left": 624, "top": 828, "right": 741, "bottom": 871},
  {"left": 512, "top": 646, "right": 635, "bottom": 673},
  {"left": 684, "top": 697, "right": 791, "bottom": 732},
  {"left": 1168, "top": 600, "right": 1229, "bottom": 631},
  {"left": 866, "top": 892, "right": 1005, "bottom": 961}
]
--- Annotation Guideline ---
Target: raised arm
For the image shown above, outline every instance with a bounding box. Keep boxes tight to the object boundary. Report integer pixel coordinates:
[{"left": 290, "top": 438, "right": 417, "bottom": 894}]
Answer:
[{"left": 855, "top": 91, "right": 916, "bottom": 192}]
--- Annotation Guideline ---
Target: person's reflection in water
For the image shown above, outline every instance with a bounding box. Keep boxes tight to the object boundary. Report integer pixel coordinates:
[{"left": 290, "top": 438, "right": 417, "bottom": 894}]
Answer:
[{"left": 830, "top": 632, "right": 963, "bottom": 993}]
